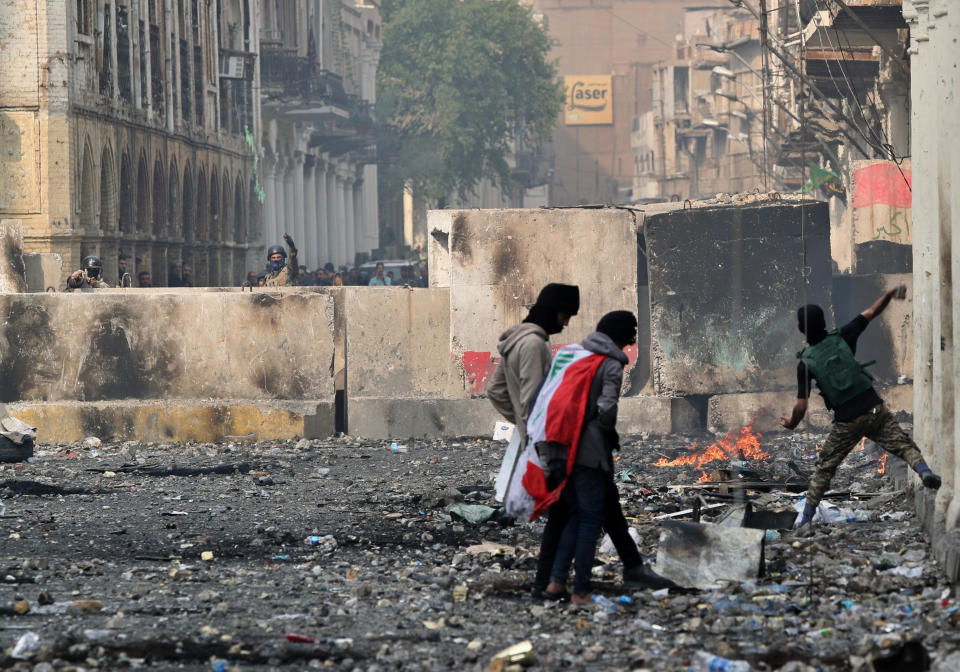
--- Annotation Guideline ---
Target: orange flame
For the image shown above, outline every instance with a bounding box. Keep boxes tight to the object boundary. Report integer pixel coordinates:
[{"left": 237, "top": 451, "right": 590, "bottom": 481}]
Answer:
[
  {"left": 856, "top": 438, "right": 866, "bottom": 452},
  {"left": 877, "top": 454, "right": 888, "bottom": 474},
  {"left": 697, "top": 470, "right": 711, "bottom": 482},
  {"left": 654, "top": 420, "right": 769, "bottom": 469}
]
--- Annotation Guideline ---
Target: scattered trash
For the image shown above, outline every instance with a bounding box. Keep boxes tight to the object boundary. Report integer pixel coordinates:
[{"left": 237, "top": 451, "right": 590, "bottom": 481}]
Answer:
[
  {"left": 210, "top": 659, "right": 230, "bottom": 672},
  {"left": 0, "top": 431, "right": 950, "bottom": 670},
  {"left": 465, "top": 542, "right": 515, "bottom": 556},
  {"left": 11, "top": 631, "right": 41, "bottom": 659},
  {"left": 81, "top": 436, "right": 102, "bottom": 450},
  {"left": 488, "top": 640, "right": 534, "bottom": 669},
  {"left": 690, "top": 650, "right": 755, "bottom": 671},
  {"left": 448, "top": 503, "right": 498, "bottom": 524},
  {"left": 201, "top": 551, "right": 215, "bottom": 562},
  {"left": 304, "top": 535, "right": 338, "bottom": 551},
  {"left": 599, "top": 527, "right": 642, "bottom": 555},
  {"left": 390, "top": 442, "right": 408, "bottom": 454},
  {"left": 286, "top": 633, "right": 316, "bottom": 643},
  {"left": 492, "top": 422, "right": 515, "bottom": 442},
  {"left": 591, "top": 594, "right": 619, "bottom": 614}
]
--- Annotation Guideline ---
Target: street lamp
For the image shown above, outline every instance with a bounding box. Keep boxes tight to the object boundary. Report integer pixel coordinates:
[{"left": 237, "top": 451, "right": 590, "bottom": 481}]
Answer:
[{"left": 696, "top": 41, "right": 763, "bottom": 81}]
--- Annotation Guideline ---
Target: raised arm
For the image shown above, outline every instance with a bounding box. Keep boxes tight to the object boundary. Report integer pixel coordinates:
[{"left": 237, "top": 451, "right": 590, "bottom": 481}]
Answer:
[{"left": 861, "top": 285, "right": 906, "bottom": 322}]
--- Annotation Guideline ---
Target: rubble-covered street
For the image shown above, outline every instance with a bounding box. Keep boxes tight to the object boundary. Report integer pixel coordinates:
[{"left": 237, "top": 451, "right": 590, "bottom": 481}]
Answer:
[{"left": 1, "top": 430, "right": 956, "bottom": 672}]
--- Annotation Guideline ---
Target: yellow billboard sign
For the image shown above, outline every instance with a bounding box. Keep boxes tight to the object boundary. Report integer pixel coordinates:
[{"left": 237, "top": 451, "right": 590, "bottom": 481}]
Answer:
[{"left": 564, "top": 75, "right": 613, "bottom": 125}]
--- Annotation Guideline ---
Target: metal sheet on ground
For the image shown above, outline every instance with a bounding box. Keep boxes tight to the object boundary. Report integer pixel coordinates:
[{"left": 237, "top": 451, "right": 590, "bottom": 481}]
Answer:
[{"left": 655, "top": 521, "right": 765, "bottom": 589}]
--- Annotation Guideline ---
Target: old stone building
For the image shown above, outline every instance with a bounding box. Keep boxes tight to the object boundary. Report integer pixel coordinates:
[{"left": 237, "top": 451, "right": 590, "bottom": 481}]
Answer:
[
  {"left": 0, "top": 0, "right": 261, "bottom": 287},
  {"left": 258, "top": 0, "right": 380, "bottom": 270}
]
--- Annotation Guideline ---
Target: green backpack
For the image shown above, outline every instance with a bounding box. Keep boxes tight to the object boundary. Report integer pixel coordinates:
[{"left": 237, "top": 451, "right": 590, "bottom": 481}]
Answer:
[{"left": 797, "top": 331, "right": 875, "bottom": 409}]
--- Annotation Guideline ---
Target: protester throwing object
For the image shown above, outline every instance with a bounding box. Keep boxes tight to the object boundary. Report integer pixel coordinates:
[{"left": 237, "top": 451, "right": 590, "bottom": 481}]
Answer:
[{"left": 780, "top": 287, "right": 941, "bottom": 530}]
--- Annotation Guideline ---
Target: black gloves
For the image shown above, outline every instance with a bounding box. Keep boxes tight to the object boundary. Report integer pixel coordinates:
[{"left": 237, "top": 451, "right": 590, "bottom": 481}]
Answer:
[{"left": 545, "top": 459, "right": 566, "bottom": 490}]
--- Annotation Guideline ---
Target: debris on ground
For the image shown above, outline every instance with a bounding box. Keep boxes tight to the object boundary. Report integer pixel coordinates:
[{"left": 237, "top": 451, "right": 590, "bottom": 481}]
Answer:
[{"left": 0, "top": 431, "right": 956, "bottom": 669}]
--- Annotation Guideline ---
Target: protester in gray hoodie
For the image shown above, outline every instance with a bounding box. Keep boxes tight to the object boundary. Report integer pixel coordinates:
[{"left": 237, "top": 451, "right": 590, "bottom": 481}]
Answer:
[{"left": 487, "top": 283, "right": 580, "bottom": 445}]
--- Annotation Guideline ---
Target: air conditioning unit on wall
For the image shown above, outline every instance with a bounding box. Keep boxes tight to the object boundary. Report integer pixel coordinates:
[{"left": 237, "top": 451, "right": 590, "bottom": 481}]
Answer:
[{"left": 219, "top": 55, "right": 246, "bottom": 79}]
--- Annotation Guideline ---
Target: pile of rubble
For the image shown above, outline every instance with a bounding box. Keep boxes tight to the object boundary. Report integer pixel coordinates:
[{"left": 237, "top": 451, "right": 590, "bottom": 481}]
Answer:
[{"left": 0, "top": 426, "right": 956, "bottom": 671}]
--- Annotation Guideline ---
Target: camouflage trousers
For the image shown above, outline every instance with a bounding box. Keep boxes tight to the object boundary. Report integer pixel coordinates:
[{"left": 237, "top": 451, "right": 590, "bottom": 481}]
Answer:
[{"left": 806, "top": 405, "right": 925, "bottom": 507}]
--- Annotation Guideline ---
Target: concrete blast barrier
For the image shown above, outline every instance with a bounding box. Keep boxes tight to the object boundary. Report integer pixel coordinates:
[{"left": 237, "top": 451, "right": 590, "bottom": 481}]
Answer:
[
  {"left": 644, "top": 200, "right": 833, "bottom": 395},
  {"left": 0, "top": 289, "right": 338, "bottom": 443},
  {"left": 428, "top": 207, "right": 641, "bottom": 395}
]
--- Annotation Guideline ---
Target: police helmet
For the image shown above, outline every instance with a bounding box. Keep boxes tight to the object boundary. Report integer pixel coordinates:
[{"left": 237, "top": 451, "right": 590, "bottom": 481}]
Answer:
[
  {"left": 267, "top": 245, "right": 287, "bottom": 260},
  {"left": 82, "top": 255, "right": 103, "bottom": 278}
]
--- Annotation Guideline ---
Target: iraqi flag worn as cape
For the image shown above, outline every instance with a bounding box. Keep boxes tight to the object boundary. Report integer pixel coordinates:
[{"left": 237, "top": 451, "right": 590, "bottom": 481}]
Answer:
[{"left": 504, "top": 344, "right": 604, "bottom": 522}]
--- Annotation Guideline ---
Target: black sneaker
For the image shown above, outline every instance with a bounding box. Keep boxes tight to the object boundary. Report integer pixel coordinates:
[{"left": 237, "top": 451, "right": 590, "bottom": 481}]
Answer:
[
  {"left": 623, "top": 564, "right": 678, "bottom": 590},
  {"left": 922, "top": 472, "right": 942, "bottom": 489}
]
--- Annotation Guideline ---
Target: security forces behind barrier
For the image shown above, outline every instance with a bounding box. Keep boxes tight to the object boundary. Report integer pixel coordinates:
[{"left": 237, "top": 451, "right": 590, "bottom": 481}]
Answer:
[
  {"left": 66, "top": 255, "right": 111, "bottom": 290},
  {"left": 780, "top": 287, "right": 941, "bottom": 529},
  {"left": 264, "top": 232, "right": 299, "bottom": 287}
]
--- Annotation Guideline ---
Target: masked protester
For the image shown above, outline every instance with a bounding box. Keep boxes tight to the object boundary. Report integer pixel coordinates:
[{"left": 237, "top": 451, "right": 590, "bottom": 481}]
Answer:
[
  {"left": 781, "top": 289, "right": 941, "bottom": 531},
  {"left": 542, "top": 311, "right": 675, "bottom": 603},
  {"left": 66, "top": 256, "right": 110, "bottom": 290}
]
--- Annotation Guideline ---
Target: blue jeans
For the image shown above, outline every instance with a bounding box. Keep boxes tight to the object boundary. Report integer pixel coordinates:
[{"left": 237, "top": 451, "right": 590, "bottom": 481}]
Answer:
[{"left": 550, "top": 466, "right": 607, "bottom": 595}]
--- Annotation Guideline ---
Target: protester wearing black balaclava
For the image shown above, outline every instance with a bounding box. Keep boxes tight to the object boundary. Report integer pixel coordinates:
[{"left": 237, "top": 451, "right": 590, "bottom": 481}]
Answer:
[
  {"left": 782, "top": 286, "right": 941, "bottom": 533},
  {"left": 523, "top": 283, "right": 580, "bottom": 335},
  {"left": 797, "top": 304, "right": 828, "bottom": 344}
]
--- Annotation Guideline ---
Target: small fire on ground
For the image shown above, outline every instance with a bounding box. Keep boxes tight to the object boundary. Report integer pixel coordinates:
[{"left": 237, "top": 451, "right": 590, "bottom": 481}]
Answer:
[
  {"left": 655, "top": 420, "right": 769, "bottom": 470},
  {"left": 877, "top": 454, "right": 888, "bottom": 474}
]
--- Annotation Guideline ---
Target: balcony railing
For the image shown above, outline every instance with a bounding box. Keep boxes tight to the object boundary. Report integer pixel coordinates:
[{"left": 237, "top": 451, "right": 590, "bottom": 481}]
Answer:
[{"left": 260, "top": 47, "right": 353, "bottom": 108}]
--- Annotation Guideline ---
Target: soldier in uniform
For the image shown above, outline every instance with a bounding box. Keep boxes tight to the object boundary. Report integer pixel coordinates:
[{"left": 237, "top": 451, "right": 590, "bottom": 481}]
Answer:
[
  {"left": 780, "top": 287, "right": 941, "bottom": 528},
  {"left": 264, "top": 233, "right": 298, "bottom": 287},
  {"left": 66, "top": 256, "right": 111, "bottom": 290}
]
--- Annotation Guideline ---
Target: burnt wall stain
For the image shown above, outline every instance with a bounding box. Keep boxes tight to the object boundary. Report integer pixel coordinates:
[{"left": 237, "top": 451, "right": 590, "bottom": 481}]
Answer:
[
  {"left": 0, "top": 299, "right": 54, "bottom": 402},
  {"left": 429, "top": 408, "right": 445, "bottom": 432},
  {"left": 450, "top": 214, "right": 472, "bottom": 264},
  {"left": 80, "top": 406, "right": 136, "bottom": 441},
  {"left": 492, "top": 232, "right": 519, "bottom": 282},
  {"left": 1, "top": 232, "right": 26, "bottom": 287},
  {"left": 77, "top": 304, "right": 177, "bottom": 400},
  {"left": 252, "top": 360, "right": 310, "bottom": 400}
]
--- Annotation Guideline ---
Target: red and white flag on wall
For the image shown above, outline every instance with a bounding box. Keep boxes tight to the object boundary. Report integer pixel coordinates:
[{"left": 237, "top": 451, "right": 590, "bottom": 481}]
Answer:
[{"left": 504, "top": 344, "right": 604, "bottom": 522}]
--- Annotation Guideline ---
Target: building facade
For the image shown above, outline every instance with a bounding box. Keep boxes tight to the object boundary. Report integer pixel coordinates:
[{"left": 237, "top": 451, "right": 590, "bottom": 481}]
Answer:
[
  {"left": 0, "top": 0, "right": 261, "bottom": 287},
  {"left": 258, "top": 0, "right": 381, "bottom": 271},
  {"left": 903, "top": 0, "right": 960, "bottom": 579}
]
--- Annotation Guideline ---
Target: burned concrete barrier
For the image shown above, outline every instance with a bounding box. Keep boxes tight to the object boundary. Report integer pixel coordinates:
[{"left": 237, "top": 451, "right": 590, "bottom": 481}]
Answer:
[
  {"left": 0, "top": 289, "right": 337, "bottom": 442},
  {"left": 644, "top": 199, "right": 832, "bottom": 396}
]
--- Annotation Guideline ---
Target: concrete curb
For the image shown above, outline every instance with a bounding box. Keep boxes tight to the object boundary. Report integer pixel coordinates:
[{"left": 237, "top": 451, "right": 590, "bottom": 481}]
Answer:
[{"left": 8, "top": 400, "right": 334, "bottom": 444}]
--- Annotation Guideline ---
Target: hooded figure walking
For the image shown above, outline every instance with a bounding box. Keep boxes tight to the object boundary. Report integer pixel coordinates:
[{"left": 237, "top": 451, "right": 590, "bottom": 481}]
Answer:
[
  {"left": 488, "top": 289, "right": 671, "bottom": 598},
  {"left": 781, "top": 287, "right": 941, "bottom": 529}
]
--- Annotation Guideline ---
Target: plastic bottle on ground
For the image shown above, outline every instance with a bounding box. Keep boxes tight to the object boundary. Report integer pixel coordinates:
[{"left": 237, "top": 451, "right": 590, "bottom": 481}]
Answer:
[
  {"left": 690, "top": 650, "right": 754, "bottom": 672},
  {"left": 591, "top": 594, "right": 619, "bottom": 614}
]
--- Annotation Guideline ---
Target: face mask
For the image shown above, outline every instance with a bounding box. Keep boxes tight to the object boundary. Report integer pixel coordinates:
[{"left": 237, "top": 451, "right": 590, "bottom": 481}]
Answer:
[{"left": 270, "top": 259, "right": 284, "bottom": 272}]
